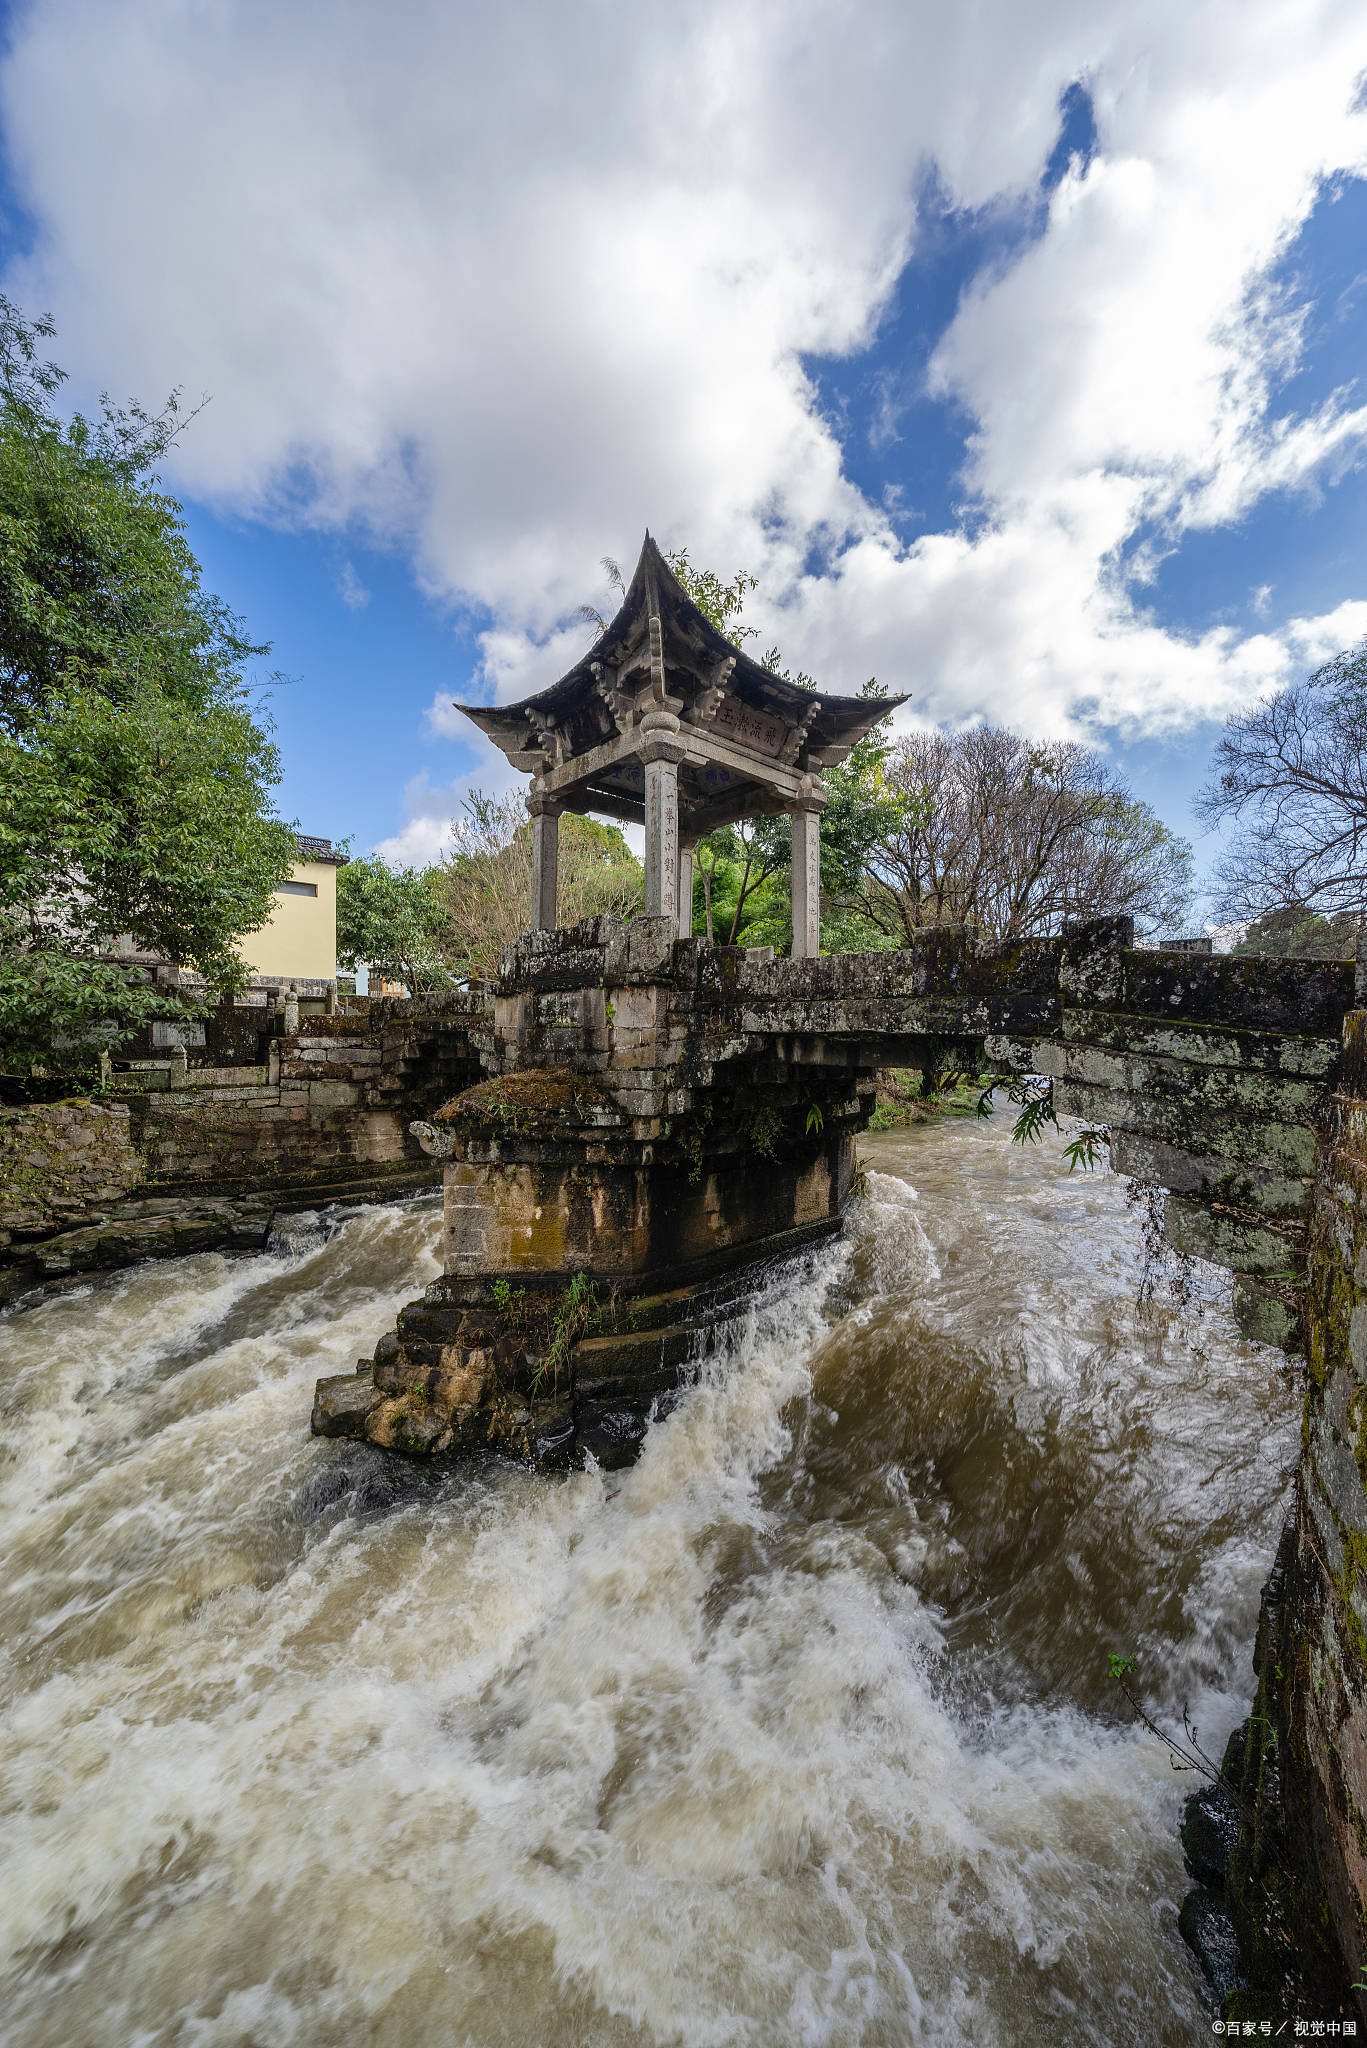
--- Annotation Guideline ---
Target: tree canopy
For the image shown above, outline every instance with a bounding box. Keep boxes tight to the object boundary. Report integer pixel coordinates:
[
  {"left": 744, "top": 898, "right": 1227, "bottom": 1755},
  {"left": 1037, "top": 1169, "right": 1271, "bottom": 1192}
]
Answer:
[
  {"left": 1198, "top": 641, "right": 1367, "bottom": 921},
  {"left": 845, "top": 728, "right": 1194, "bottom": 944},
  {"left": 336, "top": 854, "right": 452, "bottom": 994},
  {"left": 438, "top": 793, "right": 642, "bottom": 978},
  {"left": 1233, "top": 903, "right": 1359, "bottom": 960},
  {"left": 0, "top": 299, "right": 297, "bottom": 1074}
]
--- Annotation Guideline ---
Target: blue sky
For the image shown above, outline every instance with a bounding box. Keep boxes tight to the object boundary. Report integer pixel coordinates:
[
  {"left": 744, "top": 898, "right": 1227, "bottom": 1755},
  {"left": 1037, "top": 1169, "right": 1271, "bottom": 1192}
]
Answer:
[{"left": 2, "top": 1, "right": 1366, "bottom": 921}]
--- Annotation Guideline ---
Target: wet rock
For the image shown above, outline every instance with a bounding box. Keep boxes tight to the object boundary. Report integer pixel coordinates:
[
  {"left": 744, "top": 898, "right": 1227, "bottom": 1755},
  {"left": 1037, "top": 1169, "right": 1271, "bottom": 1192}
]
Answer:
[
  {"left": 364, "top": 1394, "right": 456, "bottom": 1454},
  {"left": 1182, "top": 1782, "right": 1240, "bottom": 1888},
  {"left": 432, "top": 1345, "right": 493, "bottom": 1422},
  {"left": 29, "top": 1198, "right": 273, "bottom": 1277},
  {"left": 578, "top": 1402, "right": 650, "bottom": 1470},
  {"left": 311, "top": 1371, "right": 383, "bottom": 1439},
  {"left": 317, "top": 1269, "right": 727, "bottom": 1472},
  {"left": 1179, "top": 1884, "right": 1246, "bottom": 2004},
  {"left": 483, "top": 1391, "right": 576, "bottom": 1469},
  {"left": 530, "top": 1401, "right": 577, "bottom": 1470}
]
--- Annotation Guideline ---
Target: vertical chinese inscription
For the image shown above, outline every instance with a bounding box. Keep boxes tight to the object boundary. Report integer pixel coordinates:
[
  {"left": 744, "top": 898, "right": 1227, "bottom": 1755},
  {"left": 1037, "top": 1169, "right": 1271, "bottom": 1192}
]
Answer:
[
  {"left": 644, "top": 757, "right": 679, "bottom": 921},
  {"left": 529, "top": 805, "right": 560, "bottom": 930},
  {"left": 790, "top": 806, "right": 821, "bottom": 958}
]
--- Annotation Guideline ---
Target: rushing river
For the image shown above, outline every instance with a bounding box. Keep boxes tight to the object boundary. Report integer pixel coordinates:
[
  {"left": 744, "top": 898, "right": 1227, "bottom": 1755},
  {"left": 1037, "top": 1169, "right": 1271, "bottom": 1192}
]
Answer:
[{"left": 0, "top": 1113, "right": 1298, "bottom": 2047}]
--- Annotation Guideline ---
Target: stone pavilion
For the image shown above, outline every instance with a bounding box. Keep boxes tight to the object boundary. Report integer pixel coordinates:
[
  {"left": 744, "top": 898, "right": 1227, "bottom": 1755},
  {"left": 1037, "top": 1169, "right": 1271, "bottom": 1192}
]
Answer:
[{"left": 451, "top": 534, "right": 905, "bottom": 954}]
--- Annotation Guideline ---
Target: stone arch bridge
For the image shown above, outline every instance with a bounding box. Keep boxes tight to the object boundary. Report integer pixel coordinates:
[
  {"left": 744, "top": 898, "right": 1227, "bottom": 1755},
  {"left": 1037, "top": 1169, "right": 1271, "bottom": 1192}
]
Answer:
[
  {"left": 314, "top": 907, "right": 1355, "bottom": 1466},
  {"left": 440, "top": 911, "right": 1345, "bottom": 1324}
]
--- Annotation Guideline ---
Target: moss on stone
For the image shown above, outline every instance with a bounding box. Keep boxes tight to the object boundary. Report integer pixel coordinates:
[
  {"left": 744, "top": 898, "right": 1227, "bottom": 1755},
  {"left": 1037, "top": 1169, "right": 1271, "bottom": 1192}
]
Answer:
[
  {"left": 1335, "top": 1525, "right": 1367, "bottom": 1669},
  {"left": 1350, "top": 1386, "right": 1367, "bottom": 1491},
  {"left": 432, "top": 1067, "right": 615, "bottom": 1136}
]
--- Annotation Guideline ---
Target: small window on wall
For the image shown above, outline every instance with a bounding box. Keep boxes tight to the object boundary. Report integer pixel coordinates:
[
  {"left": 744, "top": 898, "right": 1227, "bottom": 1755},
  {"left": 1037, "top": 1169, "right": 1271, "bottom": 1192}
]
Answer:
[{"left": 277, "top": 880, "right": 318, "bottom": 897}]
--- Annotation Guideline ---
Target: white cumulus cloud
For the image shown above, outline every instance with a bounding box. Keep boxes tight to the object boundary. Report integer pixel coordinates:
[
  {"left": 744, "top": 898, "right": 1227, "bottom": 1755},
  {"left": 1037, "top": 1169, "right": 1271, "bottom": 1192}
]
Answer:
[{"left": 3, "top": 0, "right": 1366, "bottom": 795}]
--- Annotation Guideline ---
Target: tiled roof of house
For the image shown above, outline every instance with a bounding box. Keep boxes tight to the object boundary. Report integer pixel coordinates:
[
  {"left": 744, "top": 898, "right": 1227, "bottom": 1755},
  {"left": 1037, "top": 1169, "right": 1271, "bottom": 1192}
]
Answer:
[{"left": 295, "top": 835, "right": 349, "bottom": 866}]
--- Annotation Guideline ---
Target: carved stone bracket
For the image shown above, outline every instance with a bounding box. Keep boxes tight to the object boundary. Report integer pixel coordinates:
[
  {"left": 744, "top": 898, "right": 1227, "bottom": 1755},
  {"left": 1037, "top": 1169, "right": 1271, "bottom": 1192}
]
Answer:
[
  {"left": 524, "top": 708, "right": 564, "bottom": 769},
  {"left": 689, "top": 653, "right": 735, "bottom": 726},
  {"left": 779, "top": 700, "right": 820, "bottom": 766},
  {"left": 591, "top": 659, "right": 635, "bottom": 735}
]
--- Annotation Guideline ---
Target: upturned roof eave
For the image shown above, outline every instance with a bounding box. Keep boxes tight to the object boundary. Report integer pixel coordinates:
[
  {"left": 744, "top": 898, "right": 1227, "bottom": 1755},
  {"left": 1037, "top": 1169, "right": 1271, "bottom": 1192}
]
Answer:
[{"left": 449, "top": 531, "right": 908, "bottom": 751}]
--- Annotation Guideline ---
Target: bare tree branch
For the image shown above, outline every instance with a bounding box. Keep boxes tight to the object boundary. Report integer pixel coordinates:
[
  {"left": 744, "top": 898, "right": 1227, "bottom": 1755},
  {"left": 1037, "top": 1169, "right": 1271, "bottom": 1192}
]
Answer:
[
  {"left": 843, "top": 728, "right": 1194, "bottom": 942},
  {"left": 1197, "top": 641, "right": 1367, "bottom": 920}
]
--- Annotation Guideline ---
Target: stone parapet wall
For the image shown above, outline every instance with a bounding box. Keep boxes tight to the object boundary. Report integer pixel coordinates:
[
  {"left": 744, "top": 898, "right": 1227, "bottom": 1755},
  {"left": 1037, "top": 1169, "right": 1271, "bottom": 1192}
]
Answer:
[
  {"left": 126, "top": 1004, "right": 482, "bottom": 1194},
  {"left": 494, "top": 917, "right": 1350, "bottom": 1348}
]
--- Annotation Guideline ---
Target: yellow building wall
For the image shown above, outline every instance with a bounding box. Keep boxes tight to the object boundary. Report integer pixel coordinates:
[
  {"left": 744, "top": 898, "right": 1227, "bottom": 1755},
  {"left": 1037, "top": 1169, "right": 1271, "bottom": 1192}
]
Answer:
[{"left": 239, "top": 859, "right": 338, "bottom": 982}]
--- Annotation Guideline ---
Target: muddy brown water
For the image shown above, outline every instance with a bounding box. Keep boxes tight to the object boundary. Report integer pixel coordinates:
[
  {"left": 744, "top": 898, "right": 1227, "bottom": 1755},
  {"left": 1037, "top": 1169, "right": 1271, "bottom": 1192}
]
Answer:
[{"left": 0, "top": 1113, "right": 1298, "bottom": 2046}]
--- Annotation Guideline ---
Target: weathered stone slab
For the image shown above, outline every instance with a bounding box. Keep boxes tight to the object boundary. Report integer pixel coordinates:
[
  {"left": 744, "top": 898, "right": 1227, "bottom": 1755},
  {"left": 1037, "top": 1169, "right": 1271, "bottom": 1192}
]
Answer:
[
  {"left": 1163, "top": 1196, "right": 1302, "bottom": 1275},
  {"left": 1122, "top": 951, "right": 1353, "bottom": 1037},
  {"left": 1063, "top": 1007, "right": 1341, "bottom": 1077},
  {"left": 1037, "top": 1038, "right": 1325, "bottom": 1119},
  {"left": 1055, "top": 1076, "right": 1317, "bottom": 1175},
  {"left": 307, "top": 1080, "right": 362, "bottom": 1109},
  {"left": 1107, "top": 1131, "right": 1310, "bottom": 1217}
]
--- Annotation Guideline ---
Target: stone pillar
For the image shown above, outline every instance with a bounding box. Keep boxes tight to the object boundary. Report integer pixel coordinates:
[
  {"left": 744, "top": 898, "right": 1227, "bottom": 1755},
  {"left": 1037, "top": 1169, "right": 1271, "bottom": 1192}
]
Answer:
[
  {"left": 678, "top": 837, "right": 697, "bottom": 941},
  {"left": 641, "top": 712, "right": 685, "bottom": 924},
  {"left": 790, "top": 791, "right": 823, "bottom": 960},
  {"left": 527, "top": 793, "right": 561, "bottom": 931}
]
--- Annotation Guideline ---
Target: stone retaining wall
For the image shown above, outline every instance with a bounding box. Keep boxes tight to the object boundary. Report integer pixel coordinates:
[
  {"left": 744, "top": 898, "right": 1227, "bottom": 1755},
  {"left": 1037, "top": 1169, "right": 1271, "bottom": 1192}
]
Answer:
[
  {"left": 116, "top": 998, "right": 483, "bottom": 1195},
  {"left": 0, "top": 1099, "right": 144, "bottom": 1240},
  {"left": 0, "top": 996, "right": 484, "bottom": 1299},
  {"left": 1191, "top": 1007, "right": 1367, "bottom": 2022}
]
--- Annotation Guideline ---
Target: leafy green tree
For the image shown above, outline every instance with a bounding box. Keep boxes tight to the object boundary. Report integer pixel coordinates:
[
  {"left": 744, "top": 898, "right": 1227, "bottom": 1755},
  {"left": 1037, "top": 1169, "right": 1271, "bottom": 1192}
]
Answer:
[
  {"left": 815, "top": 679, "right": 912, "bottom": 920},
  {"left": 0, "top": 300, "right": 296, "bottom": 1074},
  {"left": 336, "top": 853, "right": 453, "bottom": 993},
  {"left": 1233, "top": 903, "right": 1359, "bottom": 959},
  {"left": 663, "top": 552, "right": 758, "bottom": 645},
  {"left": 665, "top": 553, "right": 903, "bottom": 952},
  {"left": 0, "top": 305, "right": 260, "bottom": 730},
  {"left": 694, "top": 819, "right": 788, "bottom": 946}
]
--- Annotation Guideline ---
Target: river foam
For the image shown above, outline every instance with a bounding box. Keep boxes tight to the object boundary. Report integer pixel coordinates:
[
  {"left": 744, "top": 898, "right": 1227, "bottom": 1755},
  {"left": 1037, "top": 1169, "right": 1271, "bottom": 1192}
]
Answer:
[{"left": 0, "top": 1118, "right": 1297, "bottom": 2046}]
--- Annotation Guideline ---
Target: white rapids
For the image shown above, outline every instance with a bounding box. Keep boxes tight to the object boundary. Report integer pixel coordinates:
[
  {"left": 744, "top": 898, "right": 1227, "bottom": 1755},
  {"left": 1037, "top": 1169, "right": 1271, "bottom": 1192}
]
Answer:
[{"left": 0, "top": 1114, "right": 1298, "bottom": 2046}]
